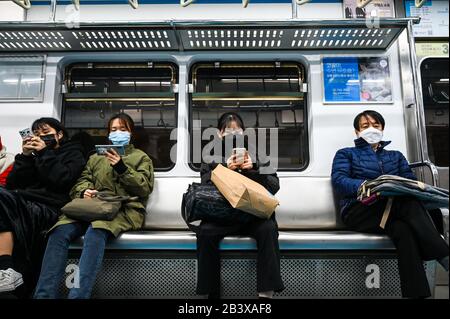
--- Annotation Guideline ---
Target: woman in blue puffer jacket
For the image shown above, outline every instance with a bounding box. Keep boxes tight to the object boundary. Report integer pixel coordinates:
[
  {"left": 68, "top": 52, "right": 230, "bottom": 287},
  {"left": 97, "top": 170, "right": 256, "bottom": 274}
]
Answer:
[{"left": 331, "top": 110, "right": 448, "bottom": 299}]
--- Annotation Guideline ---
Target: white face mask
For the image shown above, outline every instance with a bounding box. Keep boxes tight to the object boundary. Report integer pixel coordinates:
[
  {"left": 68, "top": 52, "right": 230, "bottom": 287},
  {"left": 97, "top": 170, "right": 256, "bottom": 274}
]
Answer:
[
  {"left": 219, "top": 128, "right": 243, "bottom": 139},
  {"left": 223, "top": 128, "right": 243, "bottom": 136},
  {"left": 358, "top": 127, "right": 383, "bottom": 144}
]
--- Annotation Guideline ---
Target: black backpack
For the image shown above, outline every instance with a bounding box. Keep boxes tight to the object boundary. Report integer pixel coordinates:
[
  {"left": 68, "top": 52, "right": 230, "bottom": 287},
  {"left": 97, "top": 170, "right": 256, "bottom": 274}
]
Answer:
[{"left": 181, "top": 182, "right": 257, "bottom": 232}]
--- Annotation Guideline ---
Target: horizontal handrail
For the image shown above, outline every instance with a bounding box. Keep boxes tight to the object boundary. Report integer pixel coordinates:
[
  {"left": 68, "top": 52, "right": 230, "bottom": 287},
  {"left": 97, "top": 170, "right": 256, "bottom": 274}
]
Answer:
[{"left": 192, "top": 92, "right": 304, "bottom": 101}]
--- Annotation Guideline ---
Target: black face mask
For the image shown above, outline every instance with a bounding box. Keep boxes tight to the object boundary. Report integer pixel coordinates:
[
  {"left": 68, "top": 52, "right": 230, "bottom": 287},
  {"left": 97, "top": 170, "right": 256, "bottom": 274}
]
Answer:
[{"left": 40, "top": 134, "right": 58, "bottom": 149}]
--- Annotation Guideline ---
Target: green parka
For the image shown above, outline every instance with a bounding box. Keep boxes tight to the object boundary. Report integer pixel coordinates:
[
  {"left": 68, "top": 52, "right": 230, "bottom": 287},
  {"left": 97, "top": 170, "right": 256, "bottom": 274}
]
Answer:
[{"left": 52, "top": 144, "right": 154, "bottom": 236}]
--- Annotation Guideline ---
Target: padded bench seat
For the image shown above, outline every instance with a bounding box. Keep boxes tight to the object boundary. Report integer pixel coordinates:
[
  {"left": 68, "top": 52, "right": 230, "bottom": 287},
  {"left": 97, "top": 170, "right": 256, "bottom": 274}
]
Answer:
[{"left": 70, "top": 230, "right": 395, "bottom": 251}]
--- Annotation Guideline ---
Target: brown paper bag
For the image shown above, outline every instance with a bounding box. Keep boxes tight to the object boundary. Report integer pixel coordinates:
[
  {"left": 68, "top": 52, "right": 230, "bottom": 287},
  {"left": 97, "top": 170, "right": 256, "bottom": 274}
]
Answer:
[{"left": 211, "top": 164, "right": 279, "bottom": 219}]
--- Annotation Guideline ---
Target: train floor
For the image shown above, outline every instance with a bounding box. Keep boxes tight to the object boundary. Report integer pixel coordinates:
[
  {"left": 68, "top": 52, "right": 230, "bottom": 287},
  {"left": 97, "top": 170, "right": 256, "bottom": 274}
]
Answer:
[
  {"left": 435, "top": 266, "right": 449, "bottom": 299},
  {"left": 435, "top": 285, "right": 449, "bottom": 299}
]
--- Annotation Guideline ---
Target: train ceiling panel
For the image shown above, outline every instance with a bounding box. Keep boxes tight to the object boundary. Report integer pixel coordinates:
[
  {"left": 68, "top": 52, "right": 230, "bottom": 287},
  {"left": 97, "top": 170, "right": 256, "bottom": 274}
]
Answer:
[
  {"left": 0, "top": 19, "right": 417, "bottom": 52},
  {"left": 0, "top": 28, "right": 179, "bottom": 51},
  {"left": 179, "top": 27, "right": 399, "bottom": 50}
]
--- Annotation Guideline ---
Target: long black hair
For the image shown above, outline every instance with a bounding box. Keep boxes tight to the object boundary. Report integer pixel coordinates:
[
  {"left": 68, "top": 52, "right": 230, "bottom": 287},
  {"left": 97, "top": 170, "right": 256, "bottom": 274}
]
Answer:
[
  {"left": 31, "top": 117, "right": 69, "bottom": 144},
  {"left": 217, "top": 112, "right": 245, "bottom": 132}
]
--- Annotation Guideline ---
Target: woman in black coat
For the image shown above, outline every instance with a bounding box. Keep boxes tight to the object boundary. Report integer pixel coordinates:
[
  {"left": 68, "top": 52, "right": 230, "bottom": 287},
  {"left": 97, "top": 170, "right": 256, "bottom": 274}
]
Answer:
[
  {"left": 196, "top": 112, "right": 284, "bottom": 299},
  {"left": 0, "top": 118, "right": 85, "bottom": 297}
]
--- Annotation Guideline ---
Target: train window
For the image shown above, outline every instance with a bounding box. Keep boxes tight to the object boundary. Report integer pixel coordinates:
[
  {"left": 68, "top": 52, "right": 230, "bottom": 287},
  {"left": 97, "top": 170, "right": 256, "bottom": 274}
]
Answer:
[
  {"left": 189, "top": 62, "right": 308, "bottom": 171},
  {"left": 0, "top": 55, "right": 45, "bottom": 102},
  {"left": 420, "top": 57, "right": 449, "bottom": 167},
  {"left": 62, "top": 62, "right": 178, "bottom": 171}
]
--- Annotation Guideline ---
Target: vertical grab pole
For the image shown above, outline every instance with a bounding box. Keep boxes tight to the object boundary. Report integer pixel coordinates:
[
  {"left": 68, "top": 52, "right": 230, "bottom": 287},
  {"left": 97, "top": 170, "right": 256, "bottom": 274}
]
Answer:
[
  {"left": 49, "top": 0, "right": 57, "bottom": 22},
  {"left": 406, "top": 19, "right": 439, "bottom": 187},
  {"left": 291, "top": 0, "right": 298, "bottom": 19}
]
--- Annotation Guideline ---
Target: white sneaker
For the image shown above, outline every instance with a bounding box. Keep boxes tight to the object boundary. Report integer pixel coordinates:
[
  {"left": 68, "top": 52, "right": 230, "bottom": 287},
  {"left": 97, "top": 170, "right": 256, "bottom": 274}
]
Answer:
[{"left": 0, "top": 268, "right": 23, "bottom": 293}]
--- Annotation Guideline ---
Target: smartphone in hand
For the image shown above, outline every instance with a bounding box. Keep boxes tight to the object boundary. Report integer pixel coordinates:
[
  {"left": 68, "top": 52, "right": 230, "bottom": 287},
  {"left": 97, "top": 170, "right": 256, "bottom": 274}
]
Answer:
[
  {"left": 232, "top": 148, "right": 246, "bottom": 165},
  {"left": 95, "top": 145, "right": 125, "bottom": 156},
  {"left": 19, "top": 128, "right": 33, "bottom": 141}
]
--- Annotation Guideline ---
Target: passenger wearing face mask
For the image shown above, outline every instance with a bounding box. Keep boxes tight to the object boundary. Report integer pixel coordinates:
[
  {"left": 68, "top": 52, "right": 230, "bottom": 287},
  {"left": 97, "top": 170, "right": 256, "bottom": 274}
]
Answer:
[
  {"left": 0, "top": 118, "right": 85, "bottom": 297},
  {"left": 196, "top": 112, "right": 284, "bottom": 300},
  {"left": 34, "top": 113, "right": 154, "bottom": 299},
  {"left": 331, "top": 110, "right": 449, "bottom": 299}
]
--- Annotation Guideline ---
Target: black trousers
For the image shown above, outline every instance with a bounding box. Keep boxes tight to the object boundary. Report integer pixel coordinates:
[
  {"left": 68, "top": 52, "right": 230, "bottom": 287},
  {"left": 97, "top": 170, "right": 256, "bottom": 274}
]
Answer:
[
  {"left": 344, "top": 196, "right": 449, "bottom": 298},
  {"left": 196, "top": 218, "right": 285, "bottom": 296},
  {"left": 0, "top": 187, "right": 59, "bottom": 298}
]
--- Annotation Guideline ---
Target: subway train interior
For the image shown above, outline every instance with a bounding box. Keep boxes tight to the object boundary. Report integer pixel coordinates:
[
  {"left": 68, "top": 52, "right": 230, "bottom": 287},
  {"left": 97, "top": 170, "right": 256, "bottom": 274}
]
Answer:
[{"left": 0, "top": 0, "right": 448, "bottom": 299}]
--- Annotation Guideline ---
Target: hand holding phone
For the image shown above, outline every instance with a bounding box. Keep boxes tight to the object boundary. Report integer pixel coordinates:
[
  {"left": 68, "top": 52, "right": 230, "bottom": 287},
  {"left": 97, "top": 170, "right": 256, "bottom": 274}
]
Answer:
[
  {"left": 96, "top": 145, "right": 124, "bottom": 166},
  {"left": 20, "top": 128, "right": 35, "bottom": 156},
  {"left": 19, "top": 128, "right": 33, "bottom": 141},
  {"left": 232, "top": 148, "right": 246, "bottom": 165},
  {"left": 95, "top": 145, "right": 125, "bottom": 156},
  {"left": 104, "top": 148, "right": 122, "bottom": 166},
  {"left": 240, "top": 152, "right": 253, "bottom": 170},
  {"left": 234, "top": 148, "right": 253, "bottom": 170}
]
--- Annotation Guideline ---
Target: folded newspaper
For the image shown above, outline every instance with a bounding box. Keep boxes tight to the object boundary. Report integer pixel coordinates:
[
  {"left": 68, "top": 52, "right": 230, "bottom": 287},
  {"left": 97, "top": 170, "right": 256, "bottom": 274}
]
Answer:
[{"left": 357, "top": 175, "right": 449, "bottom": 229}]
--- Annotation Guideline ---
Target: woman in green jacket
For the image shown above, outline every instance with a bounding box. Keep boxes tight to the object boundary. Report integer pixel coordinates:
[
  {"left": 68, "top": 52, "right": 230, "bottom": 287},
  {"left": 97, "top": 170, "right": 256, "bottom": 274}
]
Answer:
[{"left": 34, "top": 113, "right": 154, "bottom": 299}]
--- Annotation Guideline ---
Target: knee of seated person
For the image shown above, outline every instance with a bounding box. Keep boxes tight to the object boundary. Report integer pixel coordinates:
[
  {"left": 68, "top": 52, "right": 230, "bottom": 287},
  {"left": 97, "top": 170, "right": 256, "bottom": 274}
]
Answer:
[
  {"left": 389, "top": 220, "right": 413, "bottom": 239},
  {"left": 48, "top": 224, "right": 73, "bottom": 241},
  {"left": 254, "top": 219, "right": 278, "bottom": 237},
  {"left": 48, "top": 223, "right": 81, "bottom": 243},
  {"left": 85, "top": 227, "right": 110, "bottom": 241},
  {"left": 399, "top": 199, "right": 428, "bottom": 217},
  {"left": 196, "top": 233, "right": 222, "bottom": 244},
  {"left": 396, "top": 196, "right": 423, "bottom": 208}
]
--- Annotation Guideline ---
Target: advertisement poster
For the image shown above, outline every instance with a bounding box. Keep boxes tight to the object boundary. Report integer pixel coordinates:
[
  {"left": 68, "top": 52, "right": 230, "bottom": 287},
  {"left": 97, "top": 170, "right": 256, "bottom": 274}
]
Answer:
[
  {"left": 405, "top": 0, "right": 449, "bottom": 37},
  {"left": 343, "top": 0, "right": 395, "bottom": 18},
  {"left": 416, "top": 42, "right": 449, "bottom": 58},
  {"left": 323, "top": 57, "right": 392, "bottom": 103}
]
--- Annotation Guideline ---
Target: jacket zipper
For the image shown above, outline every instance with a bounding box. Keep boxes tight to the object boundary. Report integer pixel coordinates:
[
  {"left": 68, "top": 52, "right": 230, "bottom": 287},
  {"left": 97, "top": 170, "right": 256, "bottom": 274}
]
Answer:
[{"left": 376, "top": 150, "right": 385, "bottom": 174}]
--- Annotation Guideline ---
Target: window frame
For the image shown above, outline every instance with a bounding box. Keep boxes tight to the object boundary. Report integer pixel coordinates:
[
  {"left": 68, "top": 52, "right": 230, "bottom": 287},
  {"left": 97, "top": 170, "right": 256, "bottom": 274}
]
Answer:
[
  {"left": 61, "top": 61, "right": 179, "bottom": 172},
  {"left": 187, "top": 60, "right": 309, "bottom": 173},
  {"left": 419, "top": 56, "right": 449, "bottom": 168},
  {"left": 0, "top": 54, "right": 46, "bottom": 103}
]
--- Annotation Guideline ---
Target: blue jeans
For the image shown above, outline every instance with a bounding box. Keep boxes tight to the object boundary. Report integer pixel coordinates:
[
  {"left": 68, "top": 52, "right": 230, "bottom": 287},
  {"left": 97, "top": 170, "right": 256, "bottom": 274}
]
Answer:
[{"left": 34, "top": 222, "right": 110, "bottom": 299}]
